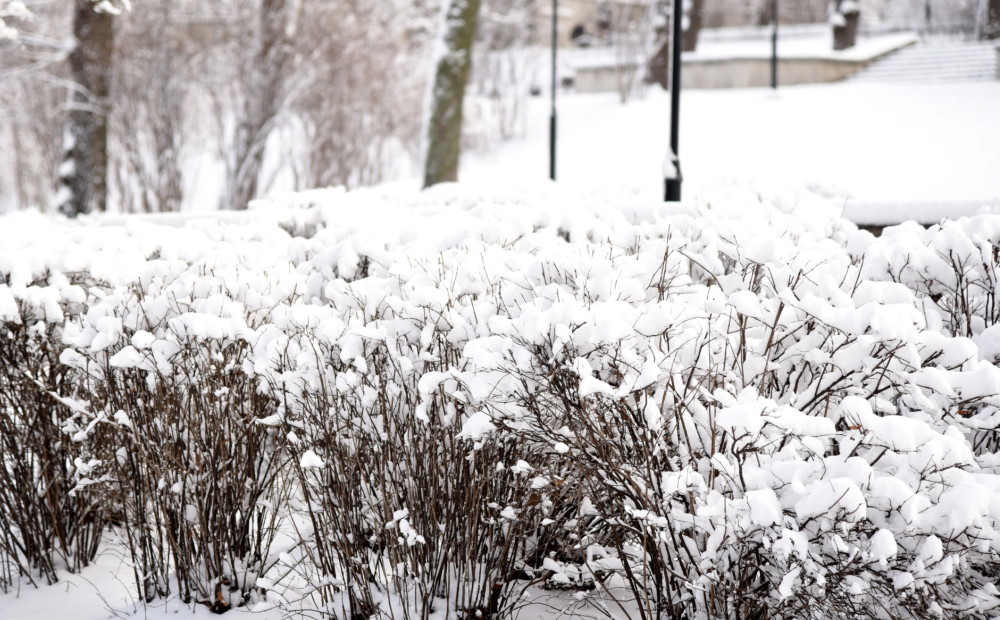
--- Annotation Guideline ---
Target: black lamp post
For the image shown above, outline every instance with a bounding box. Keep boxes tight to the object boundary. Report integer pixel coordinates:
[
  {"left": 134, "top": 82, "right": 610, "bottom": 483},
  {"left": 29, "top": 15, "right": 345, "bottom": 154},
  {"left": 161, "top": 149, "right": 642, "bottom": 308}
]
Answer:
[
  {"left": 771, "top": 0, "right": 779, "bottom": 89},
  {"left": 664, "top": 0, "right": 682, "bottom": 201},
  {"left": 549, "top": 0, "right": 557, "bottom": 181}
]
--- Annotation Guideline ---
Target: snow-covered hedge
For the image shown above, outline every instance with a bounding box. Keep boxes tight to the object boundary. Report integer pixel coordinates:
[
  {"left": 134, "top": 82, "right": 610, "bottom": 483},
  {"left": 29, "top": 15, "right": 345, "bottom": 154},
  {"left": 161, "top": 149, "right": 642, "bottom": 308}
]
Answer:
[{"left": 1, "top": 185, "right": 999, "bottom": 618}]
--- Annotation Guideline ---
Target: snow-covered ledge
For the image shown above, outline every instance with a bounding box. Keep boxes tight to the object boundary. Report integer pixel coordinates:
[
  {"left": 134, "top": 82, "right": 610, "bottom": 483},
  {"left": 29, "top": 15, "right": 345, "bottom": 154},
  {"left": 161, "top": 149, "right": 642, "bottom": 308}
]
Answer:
[
  {"left": 842, "top": 198, "right": 1000, "bottom": 228},
  {"left": 571, "top": 31, "right": 916, "bottom": 92},
  {"left": 680, "top": 31, "right": 917, "bottom": 89}
]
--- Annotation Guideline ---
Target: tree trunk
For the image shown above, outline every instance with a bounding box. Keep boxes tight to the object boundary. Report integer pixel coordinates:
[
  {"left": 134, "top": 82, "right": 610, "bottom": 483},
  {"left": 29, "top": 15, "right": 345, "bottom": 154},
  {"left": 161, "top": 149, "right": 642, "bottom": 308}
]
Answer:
[
  {"left": 756, "top": 3, "right": 772, "bottom": 27},
  {"left": 58, "top": 0, "right": 114, "bottom": 217},
  {"left": 832, "top": 0, "right": 860, "bottom": 51},
  {"left": 647, "top": 36, "right": 670, "bottom": 90},
  {"left": 985, "top": 0, "right": 1000, "bottom": 39},
  {"left": 423, "top": 0, "right": 483, "bottom": 188},
  {"left": 682, "top": 0, "right": 703, "bottom": 52},
  {"left": 228, "top": 0, "right": 295, "bottom": 210}
]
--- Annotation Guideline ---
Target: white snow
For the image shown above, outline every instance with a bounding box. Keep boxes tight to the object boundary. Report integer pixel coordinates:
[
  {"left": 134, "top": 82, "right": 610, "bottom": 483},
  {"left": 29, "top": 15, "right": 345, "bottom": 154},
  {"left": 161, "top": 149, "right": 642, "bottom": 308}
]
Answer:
[
  {"left": 745, "top": 488, "right": 784, "bottom": 527},
  {"left": 299, "top": 449, "right": 325, "bottom": 469},
  {"left": 869, "top": 529, "right": 898, "bottom": 562},
  {"left": 778, "top": 566, "right": 801, "bottom": 599},
  {"left": 463, "top": 81, "right": 1000, "bottom": 221},
  {"left": 457, "top": 410, "right": 496, "bottom": 440}
]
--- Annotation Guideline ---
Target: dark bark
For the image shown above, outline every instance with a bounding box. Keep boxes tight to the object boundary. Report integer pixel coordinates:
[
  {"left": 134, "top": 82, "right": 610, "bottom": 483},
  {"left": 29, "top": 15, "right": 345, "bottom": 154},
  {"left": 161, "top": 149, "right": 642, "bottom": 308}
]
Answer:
[
  {"left": 985, "top": 0, "right": 1000, "bottom": 40},
  {"left": 423, "top": 0, "right": 483, "bottom": 188},
  {"left": 832, "top": 0, "right": 860, "bottom": 51},
  {"left": 682, "top": 0, "right": 703, "bottom": 52},
  {"left": 228, "top": 0, "right": 295, "bottom": 210},
  {"left": 647, "top": 37, "right": 670, "bottom": 90},
  {"left": 59, "top": 0, "right": 115, "bottom": 217},
  {"left": 756, "top": 4, "right": 772, "bottom": 27}
]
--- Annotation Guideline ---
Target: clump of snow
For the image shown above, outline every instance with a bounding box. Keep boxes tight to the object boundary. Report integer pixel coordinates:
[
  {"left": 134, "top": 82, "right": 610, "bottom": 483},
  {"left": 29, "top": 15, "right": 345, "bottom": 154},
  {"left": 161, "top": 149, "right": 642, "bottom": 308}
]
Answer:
[
  {"left": 458, "top": 410, "right": 496, "bottom": 440},
  {"left": 299, "top": 450, "right": 325, "bottom": 469},
  {"left": 0, "top": 0, "right": 31, "bottom": 41}
]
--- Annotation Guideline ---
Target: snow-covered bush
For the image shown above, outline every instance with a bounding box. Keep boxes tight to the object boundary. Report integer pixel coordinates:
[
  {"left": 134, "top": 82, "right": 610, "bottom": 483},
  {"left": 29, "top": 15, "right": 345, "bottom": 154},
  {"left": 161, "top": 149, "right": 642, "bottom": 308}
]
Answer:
[
  {"left": 859, "top": 218, "right": 1000, "bottom": 339},
  {"left": 1, "top": 185, "right": 999, "bottom": 618},
  {"left": 55, "top": 222, "right": 303, "bottom": 608},
  {"left": 0, "top": 214, "right": 303, "bottom": 605},
  {"left": 0, "top": 282, "right": 105, "bottom": 591},
  {"left": 858, "top": 218, "right": 1000, "bottom": 456},
  {"left": 263, "top": 315, "right": 544, "bottom": 618}
]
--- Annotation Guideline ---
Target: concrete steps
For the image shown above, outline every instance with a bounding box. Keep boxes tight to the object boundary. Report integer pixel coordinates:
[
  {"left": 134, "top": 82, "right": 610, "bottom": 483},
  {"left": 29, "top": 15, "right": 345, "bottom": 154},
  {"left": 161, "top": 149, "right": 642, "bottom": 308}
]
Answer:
[{"left": 851, "top": 40, "right": 998, "bottom": 83}]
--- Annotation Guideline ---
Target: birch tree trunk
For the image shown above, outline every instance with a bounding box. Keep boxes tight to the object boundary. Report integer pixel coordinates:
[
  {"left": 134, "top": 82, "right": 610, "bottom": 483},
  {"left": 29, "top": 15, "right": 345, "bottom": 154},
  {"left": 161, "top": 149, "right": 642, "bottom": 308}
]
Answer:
[
  {"left": 58, "top": 0, "right": 114, "bottom": 217},
  {"left": 423, "top": 0, "right": 483, "bottom": 188}
]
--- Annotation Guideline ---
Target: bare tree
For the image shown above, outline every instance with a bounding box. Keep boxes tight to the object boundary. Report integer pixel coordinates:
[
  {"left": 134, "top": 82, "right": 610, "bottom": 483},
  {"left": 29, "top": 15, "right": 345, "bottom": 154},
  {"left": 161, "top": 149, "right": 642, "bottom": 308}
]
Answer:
[
  {"left": 290, "top": 1, "right": 425, "bottom": 190},
  {"left": 472, "top": 0, "right": 538, "bottom": 143},
  {"left": 985, "top": 0, "right": 1000, "bottom": 39},
  {"left": 683, "top": 0, "right": 704, "bottom": 51},
  {"left": 646, "top": 1, "right": 672, "bottom": 90},
  {"left": 424, "top": 0, "right": 484, "bottom": 188},
  {"left": 611, "top": 2, "right": 655, "bottom": 104},
  {"left": 225, "top": 0, "right": 298, "bottom": 210},
  {"left": 111, "top": 0, "right": 190, "bottom": 213},
  {"left": 57, "top": 0, "right": 117, "bottom": 217},
  {"left": 0, "top": 70, "right": 65, "bottom": 213}
]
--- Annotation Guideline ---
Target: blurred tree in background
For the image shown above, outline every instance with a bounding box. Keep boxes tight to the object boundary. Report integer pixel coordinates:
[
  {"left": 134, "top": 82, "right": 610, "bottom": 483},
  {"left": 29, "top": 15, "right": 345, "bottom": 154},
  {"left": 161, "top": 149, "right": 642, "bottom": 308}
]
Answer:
[
  {"left": 57, "top": 0, "right": 119, "bottom": 216},
  {"left": 0, "top": 0, "right": 993, "bottom": 214},
  {"left": 423, "top": 0, "right": 484, "bottom": 188}
]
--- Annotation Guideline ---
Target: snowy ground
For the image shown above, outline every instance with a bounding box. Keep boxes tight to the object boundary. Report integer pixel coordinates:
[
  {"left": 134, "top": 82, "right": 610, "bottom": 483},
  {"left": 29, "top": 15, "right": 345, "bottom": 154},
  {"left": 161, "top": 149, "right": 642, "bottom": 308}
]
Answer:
[
  {"left": 0, "top": 547, "right": 235, "bottom": 620},
  {"left": 464, "top": 80, "right": 1000, "bottom": 223}
]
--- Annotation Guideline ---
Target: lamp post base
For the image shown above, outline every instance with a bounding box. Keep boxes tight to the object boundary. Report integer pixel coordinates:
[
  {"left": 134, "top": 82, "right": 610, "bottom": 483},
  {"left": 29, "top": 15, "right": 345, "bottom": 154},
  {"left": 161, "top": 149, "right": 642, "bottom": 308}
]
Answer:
[{"left": 665, "top": 178, "right": 681, "bottom": 202}]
